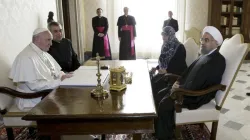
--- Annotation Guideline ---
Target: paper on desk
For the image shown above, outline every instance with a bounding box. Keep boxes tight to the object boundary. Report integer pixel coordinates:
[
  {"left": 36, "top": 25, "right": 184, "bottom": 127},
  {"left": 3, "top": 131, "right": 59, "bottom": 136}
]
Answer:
[
  {"left": 60, "top": 69, "right": 109, "bottom": 87},
  {"left": 78, "top": 66, "right": 97, "bottom": 70}
]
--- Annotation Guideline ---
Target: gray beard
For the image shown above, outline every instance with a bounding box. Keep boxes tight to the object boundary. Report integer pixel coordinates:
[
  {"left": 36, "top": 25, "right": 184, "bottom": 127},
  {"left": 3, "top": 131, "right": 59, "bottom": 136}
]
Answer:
[{"left": 200, "top": 48, "right": 211, "bottom": 55}]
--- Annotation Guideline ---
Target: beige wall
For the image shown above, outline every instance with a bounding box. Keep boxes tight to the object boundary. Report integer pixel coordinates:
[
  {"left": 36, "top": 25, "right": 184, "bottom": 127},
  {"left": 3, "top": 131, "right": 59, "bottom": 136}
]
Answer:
[{"left": 185, "top": 0, "right": 209, "bottom": 31}]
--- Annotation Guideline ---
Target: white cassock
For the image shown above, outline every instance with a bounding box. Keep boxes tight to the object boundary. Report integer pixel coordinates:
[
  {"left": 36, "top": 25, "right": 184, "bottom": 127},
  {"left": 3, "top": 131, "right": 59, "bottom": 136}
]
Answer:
[{"left": 9, "top": 43, "right": 64, "bottom": 111}]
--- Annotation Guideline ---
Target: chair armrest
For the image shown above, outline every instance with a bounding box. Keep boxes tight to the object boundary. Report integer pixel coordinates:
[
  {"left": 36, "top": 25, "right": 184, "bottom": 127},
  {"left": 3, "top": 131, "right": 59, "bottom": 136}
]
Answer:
[
  {"left": 164, "top": 73, "right": 181, "bottom": 79},
  {"left": 0, "top": 87, "right": 53, "bottom": 99},
  {"left": 162, "top": 73, "right": 181, "bottom": 83},
  {"left": 170, "top": 84, "right": 226, "bottom": 113},
  {"left": 171, "top": 84, "right": 226, "bottom": 97}
]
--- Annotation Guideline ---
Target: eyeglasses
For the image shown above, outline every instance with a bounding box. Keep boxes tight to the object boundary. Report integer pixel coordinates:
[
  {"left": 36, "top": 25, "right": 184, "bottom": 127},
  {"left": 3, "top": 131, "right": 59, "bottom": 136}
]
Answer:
[{"left": 200, "top": 38, "right": 215, "bottom": 43}]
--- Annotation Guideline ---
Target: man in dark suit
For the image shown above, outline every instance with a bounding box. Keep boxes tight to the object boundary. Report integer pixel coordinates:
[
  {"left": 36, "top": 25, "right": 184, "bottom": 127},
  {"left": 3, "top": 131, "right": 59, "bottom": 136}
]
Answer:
[
  {"left": 163, "top": 11, "right": 179, "bottom": 32},
  {"left": 154, "top": 26, "right": 226, "bottom": 140},
  {"left": 48, "top": 22, "right": 80, "bottom": 73}
]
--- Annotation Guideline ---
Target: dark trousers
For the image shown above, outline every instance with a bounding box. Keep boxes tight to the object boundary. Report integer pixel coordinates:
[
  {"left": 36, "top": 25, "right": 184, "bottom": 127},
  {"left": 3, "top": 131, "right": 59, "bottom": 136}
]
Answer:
[
  {"left": 154, "top": 87, "right": 176, "bottom": 140},
  {"left": 150, "top": 73, "right": 165, "bottom": 98}
]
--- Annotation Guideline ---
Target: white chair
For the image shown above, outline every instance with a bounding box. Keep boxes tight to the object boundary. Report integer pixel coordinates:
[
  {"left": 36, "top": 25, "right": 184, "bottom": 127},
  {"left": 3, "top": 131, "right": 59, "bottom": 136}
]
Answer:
[
  {"left": 183, "top": 38, "right": 200, "bottom": 66},
  {"left": 170, "top": 34, "right": 249, "bottom": 140},
  {"left": 184, "top": 27, "right": 201, "bottom": 45}
]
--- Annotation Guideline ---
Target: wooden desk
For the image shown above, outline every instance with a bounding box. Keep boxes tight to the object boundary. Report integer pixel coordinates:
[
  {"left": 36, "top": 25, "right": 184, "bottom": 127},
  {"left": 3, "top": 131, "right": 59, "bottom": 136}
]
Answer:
[{"left": 22, "top": 60, "right": 157, "bottom": 140}]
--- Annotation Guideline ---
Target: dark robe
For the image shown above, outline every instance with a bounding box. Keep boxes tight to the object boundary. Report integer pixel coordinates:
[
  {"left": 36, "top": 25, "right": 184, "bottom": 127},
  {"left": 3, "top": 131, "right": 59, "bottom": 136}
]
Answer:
[
  {"left": 48, "top": 38, "right": 80, "bottom": 72},
  {"left": 47, "top": 18, "right": 54, "bottom": 24},
  {"left": 92, "top": 16, "right": 112, "bottom": 60},
  {"left": 163, "top": 18, "right": 179, "bottom": 32},
  {"left": 151, "top": 44, "right": 187, "bottom": 97},
  {"left": 117, "top": 15, "right": 136, "bottom": 60},
  {"left": 154, "top": 50, "right": 226, "bottom": 140}
]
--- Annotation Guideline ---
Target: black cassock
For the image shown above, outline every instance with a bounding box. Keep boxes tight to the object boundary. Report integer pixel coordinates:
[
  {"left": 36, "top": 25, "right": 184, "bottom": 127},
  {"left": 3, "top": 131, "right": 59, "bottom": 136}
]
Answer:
[
  {"left": 154, "top": 50, "right": 226, "bottom": 140},
  {"left": 117, "top": 15, "right": 136, "bottom": 60},
  {"left": 48, "top": 39, "right": 80, "bottom": 72},
  {"left": 92, "top": 16, "right": 112, "bottom": 60}
]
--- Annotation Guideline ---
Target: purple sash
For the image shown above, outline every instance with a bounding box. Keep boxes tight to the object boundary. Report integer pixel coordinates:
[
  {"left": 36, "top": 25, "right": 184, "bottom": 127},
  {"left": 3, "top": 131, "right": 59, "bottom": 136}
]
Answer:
[
  {"left": 121, "top": 25, "right": 135, "bottom": 55},
  {"left": 96, "top": 27, "right": 110, "bottom": 57}
]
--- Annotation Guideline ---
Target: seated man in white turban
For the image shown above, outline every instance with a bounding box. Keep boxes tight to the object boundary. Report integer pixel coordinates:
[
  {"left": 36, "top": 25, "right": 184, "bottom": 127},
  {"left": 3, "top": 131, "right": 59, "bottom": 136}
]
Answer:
[
  {"left": 154, "top": 26, "right": 226, "bottom": 140},
  {"left": 9, "top": 28, "right": 73, "bottom": 111}
]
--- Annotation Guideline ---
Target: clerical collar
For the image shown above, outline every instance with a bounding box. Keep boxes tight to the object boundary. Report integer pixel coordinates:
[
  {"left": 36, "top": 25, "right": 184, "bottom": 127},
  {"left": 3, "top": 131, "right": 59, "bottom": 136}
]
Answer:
[
  {"left": 30, "top": 43, "right": 44, "bottom": 55},
  {"left": 98, "top": 16, "right": 102, "bottom": 18}
]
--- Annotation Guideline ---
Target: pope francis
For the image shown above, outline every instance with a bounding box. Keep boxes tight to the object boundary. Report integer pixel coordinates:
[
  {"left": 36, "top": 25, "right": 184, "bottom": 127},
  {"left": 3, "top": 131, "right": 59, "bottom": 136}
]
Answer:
[{"left": 9, "top": 28, "right": 73, "bottom": 111}]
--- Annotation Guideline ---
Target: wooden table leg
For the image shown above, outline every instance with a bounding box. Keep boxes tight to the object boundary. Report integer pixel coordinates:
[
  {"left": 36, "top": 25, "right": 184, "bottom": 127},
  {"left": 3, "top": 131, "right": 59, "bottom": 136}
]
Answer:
[
  {"left": 51, "top": 135, "right": 61, "bottom": 140},
  {"left": 101, "top": 134, "right": 106, "bottom": 140},
  {"left": 133, "top": 134, "right": 141, "bottom": 140},
  {"left": 6, "top": 128, "right": 14, "bottom": 140}
]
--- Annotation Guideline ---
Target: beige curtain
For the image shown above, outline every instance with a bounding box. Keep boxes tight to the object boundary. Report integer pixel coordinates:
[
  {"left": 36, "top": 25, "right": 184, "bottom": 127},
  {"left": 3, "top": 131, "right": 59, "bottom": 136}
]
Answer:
[{"left": 66, "top": 0, "right": 85, "bottom": 63}]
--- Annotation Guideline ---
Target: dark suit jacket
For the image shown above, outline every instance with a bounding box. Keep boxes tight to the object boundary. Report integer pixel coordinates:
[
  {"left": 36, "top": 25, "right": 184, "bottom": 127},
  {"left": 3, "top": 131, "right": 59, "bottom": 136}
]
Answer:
[
  {"left": 178, "top": 50, "right": 226, "bottom": 109},
  {"left": 163, "top": 18, "right": 179, "bottom": 32},
  {"left": 48, "top": 38, "right": 80, "bottom": 72}
]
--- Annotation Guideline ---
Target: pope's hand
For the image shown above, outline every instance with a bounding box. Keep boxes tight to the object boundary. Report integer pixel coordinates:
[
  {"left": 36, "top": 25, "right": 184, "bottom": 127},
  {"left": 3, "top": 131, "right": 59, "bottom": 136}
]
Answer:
[{"left": 61, "top": 73, "right": 73, "bottom": 81}]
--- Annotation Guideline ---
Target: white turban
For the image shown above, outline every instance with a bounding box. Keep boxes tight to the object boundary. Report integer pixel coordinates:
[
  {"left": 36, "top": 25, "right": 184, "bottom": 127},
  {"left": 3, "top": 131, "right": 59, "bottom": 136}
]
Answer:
[
  {"left": 33, "top": 28, "right": 49, "bottom": 36},
  {"left": 202, "top": 26, "right": 223, "bottom": 46}
]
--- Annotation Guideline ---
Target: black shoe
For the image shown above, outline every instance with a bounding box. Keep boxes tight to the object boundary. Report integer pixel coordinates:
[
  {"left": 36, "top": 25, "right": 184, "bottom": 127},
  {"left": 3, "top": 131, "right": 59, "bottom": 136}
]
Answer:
[{"left": 246, "top": 93, "right": 250, "bottom": 96}]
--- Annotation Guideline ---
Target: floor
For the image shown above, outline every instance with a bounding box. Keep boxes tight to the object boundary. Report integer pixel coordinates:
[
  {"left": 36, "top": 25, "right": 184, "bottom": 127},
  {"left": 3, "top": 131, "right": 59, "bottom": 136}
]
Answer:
[
  {"left": 208, "top": 62, "right": 250, "bottom": 140},
  {"left": 0, "top": 62, "right": 250, "bottom": 140}
]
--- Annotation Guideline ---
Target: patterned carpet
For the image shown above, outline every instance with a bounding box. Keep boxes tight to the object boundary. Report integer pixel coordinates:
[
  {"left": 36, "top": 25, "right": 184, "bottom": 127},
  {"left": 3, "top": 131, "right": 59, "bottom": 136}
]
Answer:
[{"left": 0, "top": 124, "right": 210, "bottom": 140}]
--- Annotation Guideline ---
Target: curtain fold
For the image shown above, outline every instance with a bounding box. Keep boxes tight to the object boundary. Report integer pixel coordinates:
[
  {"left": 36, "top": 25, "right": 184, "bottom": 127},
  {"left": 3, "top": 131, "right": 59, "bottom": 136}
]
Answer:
[{"left": 82, "top": 0, "right": 185, "bottom": 59}]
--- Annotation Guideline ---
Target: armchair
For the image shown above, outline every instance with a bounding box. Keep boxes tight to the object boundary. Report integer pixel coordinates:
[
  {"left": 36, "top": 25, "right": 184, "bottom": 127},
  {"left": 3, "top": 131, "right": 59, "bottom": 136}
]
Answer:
[
  {"left": 0, "top": 87, "right": 52, "bottom": 140},
  {"left": 165, "top": 34, "right": 249, "bottom": 140},
  {"left": 184, "top": 27, "right": 201, "bottom": 45},
  {"left": 183, "top": 38, "right": 199, "bottom": 67}
]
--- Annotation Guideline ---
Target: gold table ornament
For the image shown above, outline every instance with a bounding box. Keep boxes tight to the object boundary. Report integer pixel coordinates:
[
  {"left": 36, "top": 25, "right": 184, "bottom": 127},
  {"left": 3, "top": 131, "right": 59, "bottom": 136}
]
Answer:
[
  {"left": 91, "top": 53, "right": 109, "bottom": 98},
  {"left": 109, "top": 66, "right": 127, "bottom": 91}
]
